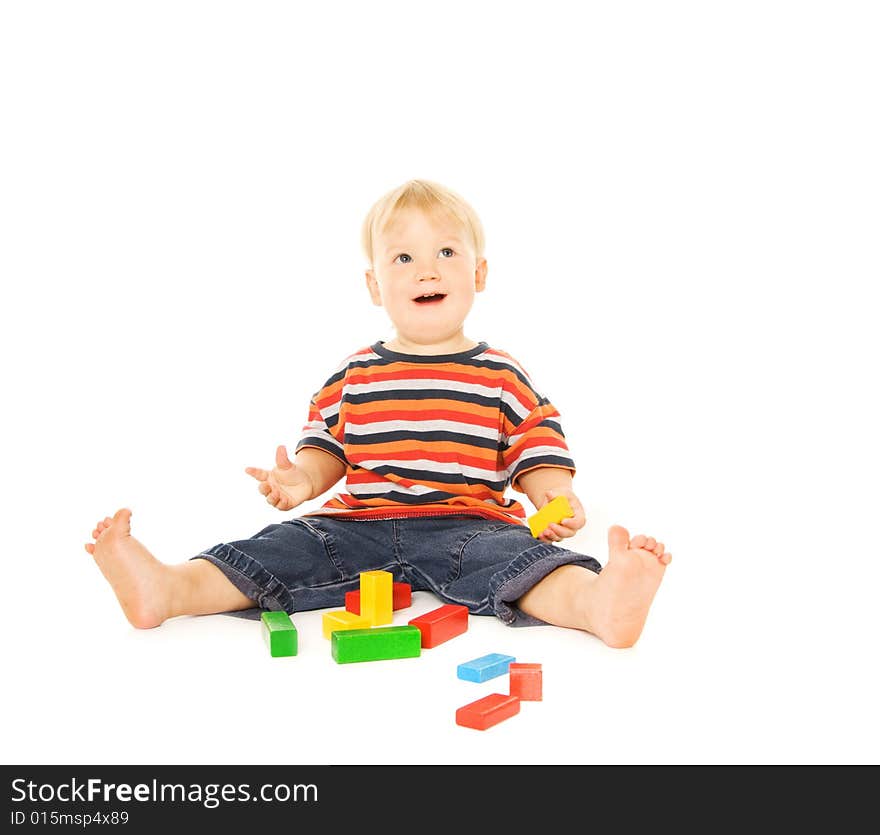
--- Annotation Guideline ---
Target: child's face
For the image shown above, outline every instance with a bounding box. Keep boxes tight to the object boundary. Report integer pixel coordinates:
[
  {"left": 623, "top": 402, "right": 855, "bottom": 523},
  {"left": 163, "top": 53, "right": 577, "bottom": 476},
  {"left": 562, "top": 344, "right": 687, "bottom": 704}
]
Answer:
[{"left": 365, "top": 208, "right": 487, "bottom": 352}]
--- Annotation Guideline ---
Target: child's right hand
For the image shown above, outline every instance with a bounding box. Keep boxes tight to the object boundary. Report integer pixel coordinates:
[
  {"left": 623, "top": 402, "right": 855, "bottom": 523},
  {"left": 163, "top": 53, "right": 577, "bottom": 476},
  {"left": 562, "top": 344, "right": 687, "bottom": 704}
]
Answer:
[{"left": 245, "top": 445, "right": 314, "bottom": 511}]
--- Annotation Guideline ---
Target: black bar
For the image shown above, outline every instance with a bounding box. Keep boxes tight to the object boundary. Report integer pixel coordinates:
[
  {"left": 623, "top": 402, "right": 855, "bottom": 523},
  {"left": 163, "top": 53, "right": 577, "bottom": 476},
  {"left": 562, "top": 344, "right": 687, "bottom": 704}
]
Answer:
[{"left": 1, "top": 764, "right": 874, "bottom": 829}]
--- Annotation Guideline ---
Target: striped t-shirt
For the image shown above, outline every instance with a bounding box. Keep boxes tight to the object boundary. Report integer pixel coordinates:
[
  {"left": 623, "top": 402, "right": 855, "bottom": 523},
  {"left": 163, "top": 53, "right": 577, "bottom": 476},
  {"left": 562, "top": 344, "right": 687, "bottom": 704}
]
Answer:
[{"left": 295, "top": 340, "right": 576, "bottom": 525}]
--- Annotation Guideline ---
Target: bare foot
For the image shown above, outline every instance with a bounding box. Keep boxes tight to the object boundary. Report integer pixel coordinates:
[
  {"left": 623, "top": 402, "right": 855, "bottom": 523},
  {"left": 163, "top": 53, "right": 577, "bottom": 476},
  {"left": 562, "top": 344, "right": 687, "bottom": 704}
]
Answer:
[
  {"left": 84, "top": 508, "right": 172, "bottom": 629},
  {"left": 588, "top": 525, "right": 671, "bottom": 648}
]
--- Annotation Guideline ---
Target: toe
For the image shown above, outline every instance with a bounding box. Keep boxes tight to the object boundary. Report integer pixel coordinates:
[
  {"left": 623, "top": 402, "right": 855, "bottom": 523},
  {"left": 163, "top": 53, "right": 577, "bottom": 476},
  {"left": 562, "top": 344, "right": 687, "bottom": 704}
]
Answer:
[
  {"left": 111, "top": 508, "right": 132, "bottom": 532},
  {"left": 660, "top": 552, "right": 672, "bottom": 565},
  {"left": 644, "top": 536, "right": 656, "bottom": 550},
  {"left": 630, "top": 533, "right": 647, "bottom": 549},
  {"left": 607, "top": 525, "right": 630, "bottom": 552},
  {"left": 84, "top": 543, "right": 95, "bottom": 554}
]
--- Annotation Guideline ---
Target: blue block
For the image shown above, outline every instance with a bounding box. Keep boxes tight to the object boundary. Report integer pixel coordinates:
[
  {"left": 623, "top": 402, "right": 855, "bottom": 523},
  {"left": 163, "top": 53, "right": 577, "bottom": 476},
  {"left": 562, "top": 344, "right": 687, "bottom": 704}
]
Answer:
[{"left": 457, "top": 652, "right": 516, "bottom": 683}]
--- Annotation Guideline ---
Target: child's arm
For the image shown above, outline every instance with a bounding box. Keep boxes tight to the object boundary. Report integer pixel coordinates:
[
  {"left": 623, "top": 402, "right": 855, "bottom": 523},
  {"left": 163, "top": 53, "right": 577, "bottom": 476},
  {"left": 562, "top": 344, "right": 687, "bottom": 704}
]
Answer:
[
  {"left": 516, "top": 466, "right": 586, "bottom": 541},
  {"left": 294, "top": 446, "right": 348, "bottom": 498},
  {"left": 245, "top": 445, "right": 346, "bottom": 511}
]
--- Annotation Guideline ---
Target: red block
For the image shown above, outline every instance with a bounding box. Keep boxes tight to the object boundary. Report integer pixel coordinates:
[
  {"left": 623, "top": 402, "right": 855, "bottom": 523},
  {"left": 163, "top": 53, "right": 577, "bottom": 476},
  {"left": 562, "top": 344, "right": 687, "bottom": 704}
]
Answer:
[
  {"left": 408, "top": 604, "right": 469, "bottom": 648},
  {"left": 509, "top": 663, "right": 543, "bottom": 701},
  {"left": 345, "top": 582, "right": 412, "bottom": 615},
  {"left": 456, "top": 693, "right": 520, "bottom": 731}
]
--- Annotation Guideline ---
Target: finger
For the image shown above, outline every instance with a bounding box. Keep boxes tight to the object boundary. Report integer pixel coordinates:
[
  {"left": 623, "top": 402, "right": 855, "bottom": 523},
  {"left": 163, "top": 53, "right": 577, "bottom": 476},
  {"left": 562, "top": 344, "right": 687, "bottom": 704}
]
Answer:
[
  {"left": 245, "top": 467, "right": 269, "bottom": 481},
  {"left": 276, "top": 445, "right": 293, "bottom": 469},
  {"left": 560, "top": 511, "right": 585, "bottom": 531},
  {"left": 547, "top": 522, "right": 571, "bottom": 538}
]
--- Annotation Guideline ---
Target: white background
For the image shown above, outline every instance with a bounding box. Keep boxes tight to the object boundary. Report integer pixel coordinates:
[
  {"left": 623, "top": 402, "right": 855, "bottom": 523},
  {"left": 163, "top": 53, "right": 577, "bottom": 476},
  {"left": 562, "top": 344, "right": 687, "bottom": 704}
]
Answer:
[{"left": 1, "top": 1, "right": 878, "bottom": 766}]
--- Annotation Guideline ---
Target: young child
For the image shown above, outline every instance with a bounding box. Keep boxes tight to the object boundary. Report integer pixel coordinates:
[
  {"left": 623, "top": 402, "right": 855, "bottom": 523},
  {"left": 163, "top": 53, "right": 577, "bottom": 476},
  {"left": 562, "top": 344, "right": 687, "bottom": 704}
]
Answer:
[{"left": 85, "top": 179, "right": 670, "bottom": 648}]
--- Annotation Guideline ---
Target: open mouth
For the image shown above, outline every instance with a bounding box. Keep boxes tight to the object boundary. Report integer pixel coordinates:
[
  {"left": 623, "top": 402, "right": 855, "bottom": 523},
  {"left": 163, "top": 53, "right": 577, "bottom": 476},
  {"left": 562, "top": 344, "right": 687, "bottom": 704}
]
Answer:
[{"left": 413, "top": 292, "right": 447, "bottom": 304}]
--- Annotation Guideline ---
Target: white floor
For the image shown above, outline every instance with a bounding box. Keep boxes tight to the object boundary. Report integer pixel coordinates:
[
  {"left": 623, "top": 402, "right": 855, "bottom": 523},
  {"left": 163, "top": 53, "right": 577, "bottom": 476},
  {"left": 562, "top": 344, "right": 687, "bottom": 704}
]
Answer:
[{"left": 4, "top": 495, "right": 878, "bottom": 766}]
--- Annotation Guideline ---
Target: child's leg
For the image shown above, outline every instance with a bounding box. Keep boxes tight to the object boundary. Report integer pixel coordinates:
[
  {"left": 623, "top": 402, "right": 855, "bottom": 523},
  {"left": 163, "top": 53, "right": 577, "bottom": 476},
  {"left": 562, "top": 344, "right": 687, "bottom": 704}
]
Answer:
[
  {"left": 515, "top": 524, "right": 671, "bottom": 648},
  {"left": 85, "top": 508, "right": 254, "bottom": 629}
]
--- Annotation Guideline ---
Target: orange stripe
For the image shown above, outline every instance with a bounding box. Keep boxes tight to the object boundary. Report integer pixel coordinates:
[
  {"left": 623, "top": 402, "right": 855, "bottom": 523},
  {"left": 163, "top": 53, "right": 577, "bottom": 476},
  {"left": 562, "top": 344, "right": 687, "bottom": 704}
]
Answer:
[
  {"left": 343, "top": 472, "right": 501, "bottom": 498},
  {"left": 345, "top": 440, "right": 503, "bottom": 468},
  {"left": 347, "top": 447, "right": 502, "bottom": 471},
  {"left": 345, "top": 407, "right": 499, "bottom": 429},
  {"left": 505, "top": 434, "right": 568, "bottom": 462},
  {"left": 346, "top": 366, "right": 508, "bottom": 388},
  {"left": 345, "top": 398, "right": 499, "bottom": 419},
  {"left": 305, "top": 498, "right": 527, "bottom": 524}
]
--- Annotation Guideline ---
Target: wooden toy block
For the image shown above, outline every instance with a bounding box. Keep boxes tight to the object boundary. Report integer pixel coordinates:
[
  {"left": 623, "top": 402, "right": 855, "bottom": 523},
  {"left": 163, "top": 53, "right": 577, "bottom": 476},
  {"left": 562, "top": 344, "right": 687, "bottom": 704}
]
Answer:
[
  {"left": 509, "top": 662, "right": 543, "bottom": 701},
  {"left": 345, "top": 582, "right": 412, "bottom": 615},
  {"left": 456, "top": 693, "right": 521, "bottom": 730},
  {"left": 261, "top": 611, "right": 298, "bottom": 657},
  {"left": 457, "top": 653, "right": 516, "bottom": 683},
  {"left": 331, "top": 625, "right": 422, "bottom": 664},
  {"left": 408, "top": 604, "right": 469, "bottom": 648},
  {"left": 321, "top": 609, "right": 371, "bottom": 639},
  {"left": 359, "top": 570, "right": 393, "bottom": 625},
  {"left": 527, "top": 495, "right": 574, "bottom": 538}
]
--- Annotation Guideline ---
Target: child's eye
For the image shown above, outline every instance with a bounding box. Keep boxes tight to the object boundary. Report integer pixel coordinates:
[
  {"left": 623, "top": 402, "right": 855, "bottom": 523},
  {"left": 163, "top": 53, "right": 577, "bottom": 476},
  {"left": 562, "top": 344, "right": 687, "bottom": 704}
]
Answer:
[{"left": 394, "top": 249, "right": 453, "bottom": 263}]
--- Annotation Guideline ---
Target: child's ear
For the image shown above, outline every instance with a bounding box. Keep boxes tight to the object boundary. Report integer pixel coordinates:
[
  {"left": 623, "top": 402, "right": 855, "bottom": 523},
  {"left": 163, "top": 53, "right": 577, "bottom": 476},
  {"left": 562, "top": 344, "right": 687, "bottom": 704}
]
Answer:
[
  {"left": 474, "top": 258, "right": 488, "bottom": 292},
  {"left": 365, "top": 269, "right": 383, "bottom": 306}
]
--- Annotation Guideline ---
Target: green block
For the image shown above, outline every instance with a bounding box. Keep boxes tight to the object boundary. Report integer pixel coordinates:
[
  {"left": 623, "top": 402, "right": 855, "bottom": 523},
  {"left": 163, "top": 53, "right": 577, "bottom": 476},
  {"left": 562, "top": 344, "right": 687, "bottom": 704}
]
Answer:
[
  {"left": 261, "top": 610, "right": 298, "bottom": 657},
  {"left": 331, "top": 625, "right": 422, "bottom": 664}
]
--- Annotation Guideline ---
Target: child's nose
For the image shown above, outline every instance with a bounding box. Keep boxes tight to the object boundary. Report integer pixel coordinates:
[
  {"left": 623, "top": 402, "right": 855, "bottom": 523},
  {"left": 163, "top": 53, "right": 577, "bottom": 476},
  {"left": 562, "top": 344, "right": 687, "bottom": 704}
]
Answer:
[
  {"left": 412, "top": 255, "right": 440, "bottom": 279},
  {"left": 416, "top": 258, "right": 440, "bottom": 277}
]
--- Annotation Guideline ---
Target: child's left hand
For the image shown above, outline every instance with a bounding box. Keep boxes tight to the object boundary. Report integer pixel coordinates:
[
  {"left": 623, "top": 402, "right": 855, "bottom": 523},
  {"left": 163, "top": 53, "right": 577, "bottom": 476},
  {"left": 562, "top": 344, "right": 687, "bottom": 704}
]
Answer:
[{"left": 535, "top": 488, "right": 586, "bottom": 542}]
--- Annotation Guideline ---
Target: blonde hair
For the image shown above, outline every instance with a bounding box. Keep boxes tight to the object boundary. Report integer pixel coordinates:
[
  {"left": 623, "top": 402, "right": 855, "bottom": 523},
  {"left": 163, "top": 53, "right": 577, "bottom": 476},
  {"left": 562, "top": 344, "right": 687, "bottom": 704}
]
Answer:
[{"left": 361, "top": 179, "right": 486, "bottom": 267}]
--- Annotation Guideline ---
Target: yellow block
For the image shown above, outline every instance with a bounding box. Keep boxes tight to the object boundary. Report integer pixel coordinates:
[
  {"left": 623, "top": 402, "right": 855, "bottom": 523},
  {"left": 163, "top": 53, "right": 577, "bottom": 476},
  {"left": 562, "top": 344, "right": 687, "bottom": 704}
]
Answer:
[
  {"left": 360, "top": 570, "right": 393, "bottom": 626},
  {"left": 527, "top": 495, "right": 574, "bottom": 538},
  {"left": 322, "top": 610, "right": 371, "bottom": 639}
]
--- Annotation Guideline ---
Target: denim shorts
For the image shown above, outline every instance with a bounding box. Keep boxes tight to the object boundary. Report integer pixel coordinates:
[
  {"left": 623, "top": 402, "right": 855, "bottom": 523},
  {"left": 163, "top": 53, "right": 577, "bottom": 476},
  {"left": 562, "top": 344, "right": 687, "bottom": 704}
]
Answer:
[{"left": 192, "top": 514, "right": 602, "bottom": 627}]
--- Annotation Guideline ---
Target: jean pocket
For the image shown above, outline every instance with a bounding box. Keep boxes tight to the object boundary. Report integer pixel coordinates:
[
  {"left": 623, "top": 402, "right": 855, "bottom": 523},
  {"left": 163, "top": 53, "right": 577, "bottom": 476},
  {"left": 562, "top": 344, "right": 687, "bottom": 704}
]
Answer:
[
  {"left": 447, "top": 522, "right": 514, "bottom": 585},
  {"left": 287, "top": 518, "right": 347, "bottom": 584}
]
